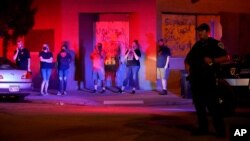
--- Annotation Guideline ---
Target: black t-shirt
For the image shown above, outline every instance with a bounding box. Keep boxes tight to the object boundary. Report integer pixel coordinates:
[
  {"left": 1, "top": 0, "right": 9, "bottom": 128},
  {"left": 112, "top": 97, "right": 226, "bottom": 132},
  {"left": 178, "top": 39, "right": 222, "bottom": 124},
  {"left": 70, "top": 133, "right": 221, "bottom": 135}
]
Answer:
[
  {"left": 126, "top": 49, "right": 141, "bottom": 66},
  {"left": 157, "top": 46, "right": 171, "bottom": 68},
  {"left": 185, "top": 37, "right": 227, "bottom": 79},
  {"left": 57, "top": 51, "right": 72, "bottom": 70},
  {"left": 39, "top": 51, "right": 53, "bottom": 69},
  {"left": 14, "top": 48, "right": 30, "bottom": 70}
]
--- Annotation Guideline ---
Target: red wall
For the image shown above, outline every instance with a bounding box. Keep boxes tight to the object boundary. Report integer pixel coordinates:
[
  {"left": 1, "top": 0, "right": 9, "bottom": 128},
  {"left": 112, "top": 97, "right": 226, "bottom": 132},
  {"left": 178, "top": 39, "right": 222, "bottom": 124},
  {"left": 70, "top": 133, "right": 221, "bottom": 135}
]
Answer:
[
  {"left": 60, "top": 0, "right": 157, "bottom": 89},
  {"left": 4, "top": 0, "right": 249, "bottom": 91}
]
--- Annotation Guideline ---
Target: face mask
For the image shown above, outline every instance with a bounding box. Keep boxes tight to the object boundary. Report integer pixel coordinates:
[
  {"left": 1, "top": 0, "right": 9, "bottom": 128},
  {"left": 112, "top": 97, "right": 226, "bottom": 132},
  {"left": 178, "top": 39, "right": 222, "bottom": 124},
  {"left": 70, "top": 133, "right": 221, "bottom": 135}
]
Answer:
[{"left": 43, "top": 47, "right": 47, "bottom": 50}]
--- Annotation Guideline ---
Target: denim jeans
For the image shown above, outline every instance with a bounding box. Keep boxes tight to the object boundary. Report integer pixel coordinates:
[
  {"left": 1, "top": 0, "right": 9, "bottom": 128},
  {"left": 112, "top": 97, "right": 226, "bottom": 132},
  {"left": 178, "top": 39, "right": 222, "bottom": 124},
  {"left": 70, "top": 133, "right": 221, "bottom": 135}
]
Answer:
[
  {"left": 41, "top": 68, "right": 52, "bottom": 81},
  {"left": 58, "top": 69, "right": 69, "bottom": 92},
  {"left": 122, "top": 66, "right": 140, "bottom": 88}
]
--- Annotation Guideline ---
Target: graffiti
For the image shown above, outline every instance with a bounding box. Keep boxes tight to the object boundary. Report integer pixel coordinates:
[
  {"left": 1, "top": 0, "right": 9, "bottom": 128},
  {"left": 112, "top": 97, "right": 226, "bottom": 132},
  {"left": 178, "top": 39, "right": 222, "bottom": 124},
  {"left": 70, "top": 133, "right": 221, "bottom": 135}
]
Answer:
[
  {"left": 95, "top": 21, "right": 129, "bottom": 86},
  {"left": 162, "top": 14, "right": 196, "bottom": 57},
  {"left": 95, "top": 21, "right": 129, "bottom": 63}
]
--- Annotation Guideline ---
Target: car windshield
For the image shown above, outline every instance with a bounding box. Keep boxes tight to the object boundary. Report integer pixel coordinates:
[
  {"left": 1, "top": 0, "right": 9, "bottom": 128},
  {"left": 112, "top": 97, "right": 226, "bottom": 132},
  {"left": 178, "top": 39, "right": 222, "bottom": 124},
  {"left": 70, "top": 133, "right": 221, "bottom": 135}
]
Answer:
[{"left": 0, "top": 58, "right": 17, "bottom": 70}]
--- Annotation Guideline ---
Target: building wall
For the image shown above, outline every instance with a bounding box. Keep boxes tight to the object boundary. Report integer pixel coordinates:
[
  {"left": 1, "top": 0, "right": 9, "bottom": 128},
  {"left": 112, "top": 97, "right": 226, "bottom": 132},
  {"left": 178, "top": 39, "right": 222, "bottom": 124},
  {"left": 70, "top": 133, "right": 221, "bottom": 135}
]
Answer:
[
  {"left": 3, "top": 0, "right": 249, "bottom": 91},
  {"left": 27, "top": 0, "right": 62, "bottom": 90},
  {"left": 157, "top": 0, "right": 250, "bottom": 93},
  {"left": 60, "top": 0, "right": 157, "bottom": 90}
]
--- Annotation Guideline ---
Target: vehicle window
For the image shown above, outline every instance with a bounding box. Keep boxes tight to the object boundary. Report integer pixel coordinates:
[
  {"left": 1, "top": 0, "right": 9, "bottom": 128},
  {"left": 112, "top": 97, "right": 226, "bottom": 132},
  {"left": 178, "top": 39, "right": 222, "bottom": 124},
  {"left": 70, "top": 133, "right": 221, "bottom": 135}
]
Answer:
[{"left": 0, "top": 58, "right": 17, "bottom": 69}]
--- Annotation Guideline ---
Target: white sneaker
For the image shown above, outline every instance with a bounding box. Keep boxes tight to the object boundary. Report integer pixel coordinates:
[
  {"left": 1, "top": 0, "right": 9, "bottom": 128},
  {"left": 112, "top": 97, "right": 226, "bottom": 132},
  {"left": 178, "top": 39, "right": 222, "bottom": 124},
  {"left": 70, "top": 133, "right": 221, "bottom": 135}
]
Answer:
[
  {"left": 63, "top": 91, "right": 67, "bottom": 95},
  {"left": 57, "top": 92, "right": 62, "bottom": 96},
  {"left": 40, "top": 92, "right": 45, "bottom": 96}
]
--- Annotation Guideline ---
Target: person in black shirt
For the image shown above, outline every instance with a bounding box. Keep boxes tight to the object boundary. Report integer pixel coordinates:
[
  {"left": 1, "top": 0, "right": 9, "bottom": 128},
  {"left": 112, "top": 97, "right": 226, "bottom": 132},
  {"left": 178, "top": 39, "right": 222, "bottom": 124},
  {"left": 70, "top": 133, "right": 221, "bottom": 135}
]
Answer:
[
  {"left": 13, "top": 40, "right": 31, "bottom": 71},
  {"left": 119, "top": 40, "right": 141, "bottom": 94},
  {"left": 39, "top": 43, "right": 53, "bottom": 96},
  {"left": 185, "top": 23, "right": 229, "bottom": 138},
  {"left": 157, "top": 39, "right": 171, "bottom": 95},
  {"left": 57, "top": 44, "right": 72, "bottom": 95}
]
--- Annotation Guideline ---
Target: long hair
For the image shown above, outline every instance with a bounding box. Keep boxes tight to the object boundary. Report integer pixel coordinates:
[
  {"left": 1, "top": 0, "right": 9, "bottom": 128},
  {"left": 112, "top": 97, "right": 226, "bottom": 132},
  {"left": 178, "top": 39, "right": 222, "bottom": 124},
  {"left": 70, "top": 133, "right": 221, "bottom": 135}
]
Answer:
[{"left": 133, "top": 40, "right": 140, "bottom": 49}]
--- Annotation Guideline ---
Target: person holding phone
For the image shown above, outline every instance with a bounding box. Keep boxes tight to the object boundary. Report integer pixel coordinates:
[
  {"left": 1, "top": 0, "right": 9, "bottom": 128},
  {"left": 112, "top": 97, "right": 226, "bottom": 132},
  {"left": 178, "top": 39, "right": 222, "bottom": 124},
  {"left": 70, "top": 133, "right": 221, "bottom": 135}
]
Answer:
[
  {"left": 119, "top": 40, "right": 141, "bottom": 94},
  {"left": 13, "top": 40, "right": 31, "bottom": 71}
]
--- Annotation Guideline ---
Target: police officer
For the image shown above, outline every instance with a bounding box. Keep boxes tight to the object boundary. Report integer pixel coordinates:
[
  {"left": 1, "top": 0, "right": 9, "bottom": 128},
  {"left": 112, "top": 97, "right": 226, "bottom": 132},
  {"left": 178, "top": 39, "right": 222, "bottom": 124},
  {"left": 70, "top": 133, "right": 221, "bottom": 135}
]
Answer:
[{"left": 185, "top": 23, "right": 229, "bottom": 138}]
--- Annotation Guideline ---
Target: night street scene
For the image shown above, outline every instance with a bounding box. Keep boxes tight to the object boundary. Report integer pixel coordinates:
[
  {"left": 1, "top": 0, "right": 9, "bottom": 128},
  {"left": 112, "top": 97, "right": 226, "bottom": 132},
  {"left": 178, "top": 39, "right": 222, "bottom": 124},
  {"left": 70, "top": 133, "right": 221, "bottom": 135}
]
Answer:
[{"left": 0, "top": 0, "right": 250, "bottom": 141}]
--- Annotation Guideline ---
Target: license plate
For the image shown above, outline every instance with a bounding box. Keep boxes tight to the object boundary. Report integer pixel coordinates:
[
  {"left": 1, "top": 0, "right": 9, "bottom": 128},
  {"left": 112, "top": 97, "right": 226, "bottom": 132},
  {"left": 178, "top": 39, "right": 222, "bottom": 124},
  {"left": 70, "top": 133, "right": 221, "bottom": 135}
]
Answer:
[{"left": 9, "top": 85, "right": 20, "bottom": 92}]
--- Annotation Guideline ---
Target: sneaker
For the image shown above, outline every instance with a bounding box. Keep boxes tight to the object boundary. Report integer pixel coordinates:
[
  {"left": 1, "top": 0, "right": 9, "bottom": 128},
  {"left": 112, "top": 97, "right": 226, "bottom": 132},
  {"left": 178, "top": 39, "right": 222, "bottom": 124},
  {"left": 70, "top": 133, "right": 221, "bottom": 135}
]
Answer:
[
  {"left": 118, "top": 88, "right": 123, "bottom": 93},
  {"left": 131, "top": 90, "right": 135, "bottom": 94},
  {"left": 57, "top": 92, "right": 62, "bottom": 96},
  {"left": 44, "top": 92, "right": 49, "bottom": 95},
  {"left": 40, "top": 92, "right": 45, "bottom": 96},
  {"left": 63, "top": 91, "right": 67, "bottom": 95},
  {"left": 159, "top": 90, "right": 168, "bottom": 95},
  {"left": 100, "top": 89, "right": 105, "bottom": 93}
]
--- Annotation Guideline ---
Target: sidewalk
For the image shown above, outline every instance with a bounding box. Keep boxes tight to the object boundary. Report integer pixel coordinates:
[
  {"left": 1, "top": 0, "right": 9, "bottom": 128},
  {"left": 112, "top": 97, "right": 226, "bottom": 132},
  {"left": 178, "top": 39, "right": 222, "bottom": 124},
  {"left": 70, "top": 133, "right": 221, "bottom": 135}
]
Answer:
[{"left": 25, "top": 89, "right": 193, "bottom": 108}]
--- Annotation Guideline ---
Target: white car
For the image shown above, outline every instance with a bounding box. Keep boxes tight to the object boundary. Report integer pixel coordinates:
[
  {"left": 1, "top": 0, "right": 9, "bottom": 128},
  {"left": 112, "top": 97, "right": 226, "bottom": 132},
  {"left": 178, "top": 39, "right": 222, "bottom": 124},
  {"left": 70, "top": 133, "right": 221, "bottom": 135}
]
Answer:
[{"left": 0, "top": 57, "right": 32, "bottom": 94}]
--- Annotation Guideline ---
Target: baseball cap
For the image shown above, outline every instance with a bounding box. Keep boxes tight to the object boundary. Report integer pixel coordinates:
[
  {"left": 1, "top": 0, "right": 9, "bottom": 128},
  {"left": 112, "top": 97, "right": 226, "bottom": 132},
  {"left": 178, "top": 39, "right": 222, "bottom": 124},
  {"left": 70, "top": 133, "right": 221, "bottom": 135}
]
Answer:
[{"left": 196, "top": 23, "right": 210, "bottom": 32}]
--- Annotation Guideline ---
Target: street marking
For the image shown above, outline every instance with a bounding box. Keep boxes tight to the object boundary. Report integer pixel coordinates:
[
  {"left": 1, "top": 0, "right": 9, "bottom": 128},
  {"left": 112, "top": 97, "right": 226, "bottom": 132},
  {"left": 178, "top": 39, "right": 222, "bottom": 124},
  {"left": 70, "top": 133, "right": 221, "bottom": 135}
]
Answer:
[{"left": 103, "top": 100, "right": 144, "bottom": 105}]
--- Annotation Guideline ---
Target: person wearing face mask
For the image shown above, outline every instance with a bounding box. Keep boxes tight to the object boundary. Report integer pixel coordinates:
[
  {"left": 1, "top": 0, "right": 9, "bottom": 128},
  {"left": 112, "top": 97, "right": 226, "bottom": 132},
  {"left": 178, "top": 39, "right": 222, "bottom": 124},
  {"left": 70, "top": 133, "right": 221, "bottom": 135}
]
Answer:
[
  {"left": 119, "top": 40, "right": 141, "bottom": 94},
  {"left": 39, "top": 43, "right": 53, "bottom": 96},
  {"left": 56, "top": 44, "right": 72, "bottom": 95},
  {"left": 13, "top": 40, "right": 31, "bottom": 71},
  {"left": 90, "top": 43, "right": 106, "bottom": 93}
]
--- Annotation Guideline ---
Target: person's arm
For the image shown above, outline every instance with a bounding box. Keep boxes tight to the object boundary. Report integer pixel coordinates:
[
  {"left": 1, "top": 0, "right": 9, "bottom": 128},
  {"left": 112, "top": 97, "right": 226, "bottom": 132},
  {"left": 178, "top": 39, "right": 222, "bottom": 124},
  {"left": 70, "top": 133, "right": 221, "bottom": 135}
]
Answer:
[
  {"left": 27, "top": 58, "right": 31, "bottom": 72},
  {"left": 184, "top": 61, "right": 190, "bottom": 74},
  {"left": 132, "top": 49, "right": 140, "bottom": 60},
  {"left": 184, "top": 48, "right": 192, "bottom": 74},
  {"left": 164, "top": 56, "right": 170, "bottom": 69},
  {"left": 13, "top": 48, "right": 19, "bottom": 61},
  {"left": 27, "top": 50, "right": 31, "bottom": 71},
  {"left": 40, "top": 57, "right": 53, "bottom": 63},
  {"left": 204, "top": 41, "right": 230, "bottom": 65},
  {"left": 214, "top": 55, "right": 230, "bottom": 64},
  {"left": 124, "top": 49, "right": 130, "bottom": 60},
  {"left": 68, "top": 53, "right": 72, "bottom": 63}
]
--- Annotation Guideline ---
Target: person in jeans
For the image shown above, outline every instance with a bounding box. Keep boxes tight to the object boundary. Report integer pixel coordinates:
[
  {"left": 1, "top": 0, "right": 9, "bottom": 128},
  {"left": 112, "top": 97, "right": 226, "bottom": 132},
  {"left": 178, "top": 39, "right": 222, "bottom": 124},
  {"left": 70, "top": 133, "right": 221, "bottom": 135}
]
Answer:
[
  {"left": 39, "top": 43, "right": 53, "bottom": 95},
  {"left": 119, "top": 40, "right": 141, "bottom": 94},
  {"left": 57, "top": 44, "right": 72, "bottom": 95},
  {"left": 90, "top": 43, "right": 106, "bottom": 93},
  {"left": 157, "top": 39, "right": 171, "bottom": 95}
]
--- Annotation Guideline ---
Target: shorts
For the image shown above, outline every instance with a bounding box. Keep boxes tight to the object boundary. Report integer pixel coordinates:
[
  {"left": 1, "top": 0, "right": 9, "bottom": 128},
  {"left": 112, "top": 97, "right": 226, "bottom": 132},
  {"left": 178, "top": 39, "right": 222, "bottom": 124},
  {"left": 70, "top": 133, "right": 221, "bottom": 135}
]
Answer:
[
  {"left": 41, "top": 68, "right": 52, "bottom": 81},
  {"left": 157, "top": 67, "right": 170, "bottom": 79},
  {"left": 93, "top": 69, "right": 105, "bottom": 80}
]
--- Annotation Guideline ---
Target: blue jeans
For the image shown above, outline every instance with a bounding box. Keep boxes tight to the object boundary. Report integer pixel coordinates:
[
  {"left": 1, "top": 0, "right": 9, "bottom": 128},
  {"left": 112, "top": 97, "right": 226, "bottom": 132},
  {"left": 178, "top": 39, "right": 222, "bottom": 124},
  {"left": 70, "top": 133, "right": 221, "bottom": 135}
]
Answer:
[
  {"left": 41, "top": 69, "right": 52, "bottom": 81},
  {"left": 58, "top": 69, "right": 69, "bottom": 92},
  {"left": 122, "top": 66, "right": 140, "bottom": 88}
]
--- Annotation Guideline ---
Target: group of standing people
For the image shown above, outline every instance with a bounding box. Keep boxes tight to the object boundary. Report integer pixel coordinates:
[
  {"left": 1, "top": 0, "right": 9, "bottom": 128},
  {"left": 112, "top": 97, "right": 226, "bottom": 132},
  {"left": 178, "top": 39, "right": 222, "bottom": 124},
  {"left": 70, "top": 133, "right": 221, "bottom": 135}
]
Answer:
[
  {"left": 13, "top": 39, "right": 172, "bottom": 95},
  {"left": 90, "top": 23, "right": 230, "bottom": 138},
  {"left": 90, "top": 40, "right": 143, "bottom": 94},
  {"left": 90, "top": 39, "right": 171, "bottom": 95},
  {"left": 13, "top": 23, "right": 228, "bottom": 138},
  {"left": 13, "top": 41, "right": 72, "bottom": 96}
]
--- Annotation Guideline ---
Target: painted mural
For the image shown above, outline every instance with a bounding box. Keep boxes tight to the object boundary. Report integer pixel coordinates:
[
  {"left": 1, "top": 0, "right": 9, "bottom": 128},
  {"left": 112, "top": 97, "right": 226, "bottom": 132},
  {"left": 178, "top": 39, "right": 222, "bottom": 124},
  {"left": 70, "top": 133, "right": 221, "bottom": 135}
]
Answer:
[
  {"left": 95, "top": 21, "right": 129, "bottom": 64},
  {"left": 95, "top": 21, "right": 129, "bottom": 86},
  {"left": 162, "top": 14, "right": 196, "bottom": 57}
]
